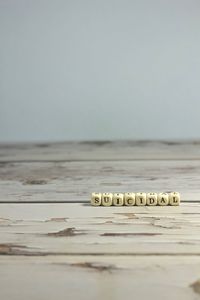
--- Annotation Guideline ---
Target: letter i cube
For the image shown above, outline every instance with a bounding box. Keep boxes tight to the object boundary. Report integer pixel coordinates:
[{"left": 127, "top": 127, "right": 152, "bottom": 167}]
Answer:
[
  {"left": 113, "top": 193, "right": 124, "bottom": 206},
  {"left": 136, "top": 192, "right": 146, "bottom": 206}
]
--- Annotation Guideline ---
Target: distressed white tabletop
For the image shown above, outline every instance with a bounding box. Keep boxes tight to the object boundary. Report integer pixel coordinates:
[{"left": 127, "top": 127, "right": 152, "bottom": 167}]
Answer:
[{"left": 0, "top": 141, "right": 200, "bottom": 300}]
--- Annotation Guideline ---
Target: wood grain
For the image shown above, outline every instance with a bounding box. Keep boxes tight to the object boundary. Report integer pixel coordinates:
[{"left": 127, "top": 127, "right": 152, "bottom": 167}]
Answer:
[
  {"left": 0, "top": 255, "right": 200, "bottom": 300},
  {"left": 0, "top": 203, "right": 200, "bottom": 255},
  {"left": 0, "top": 141, "right": 200, "bottom": 300},
  {"left": 0, "top": 160, "right": 199, "bottom": 202},
  {"left": 1, "top": 140, "right": 200, "bottom": 161}
]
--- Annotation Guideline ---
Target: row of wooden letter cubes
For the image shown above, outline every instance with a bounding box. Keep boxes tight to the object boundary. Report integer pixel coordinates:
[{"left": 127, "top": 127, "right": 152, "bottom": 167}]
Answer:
[{"left": 91, "top": 192, "right": 180, "bottom": 206}]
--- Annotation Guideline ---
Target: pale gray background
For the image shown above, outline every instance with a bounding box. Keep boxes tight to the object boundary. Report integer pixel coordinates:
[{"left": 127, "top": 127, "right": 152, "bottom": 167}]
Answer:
[{"left": 0, "top": 0, "right": 200, "bottom": 142}]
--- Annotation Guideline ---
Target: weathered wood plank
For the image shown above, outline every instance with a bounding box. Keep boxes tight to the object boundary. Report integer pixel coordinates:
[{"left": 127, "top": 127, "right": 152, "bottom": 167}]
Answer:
[
  {"left": 0, "top": 255, "right": 199, "bottom": 300},
  {"left": 0, "top": 255, "right": 200, "bottom": 300},
  {"left": 1, "top": 140, "right": 200, "bottom": 161},
  {"left": 0, "top": 160, "right": 199, "bottom": 202},
  {"left": 1, "top": 141, "right": 199, "bottom": 300},
  {"left": 0, "top": 203, "right": 200, "bottom": 255}
]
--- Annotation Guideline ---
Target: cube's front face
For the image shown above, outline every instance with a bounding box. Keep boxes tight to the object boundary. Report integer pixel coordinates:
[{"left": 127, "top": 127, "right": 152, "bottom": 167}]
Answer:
[
  {"left": 158, "top": 193, "right": 169, "bottom": 206},
  {"left": 136, "top": 193, "right": 147, "bottom": 206},
  {"left": 102, "top": 193, "right": 113, "bottom": 206},
  {"left": 169, "top": 192, "right": 180, "bottom": 206},
  {"left": 91, "top": 193, "right": 102, "bottom": 206},
  {"left": 146, "top": 193, "right": 158, "bottom": 206},
  {"left": 124, "top": 193, "right": 135, "bottom": 206},
  {"left": 113, "top": 193, "right": 124, "bottom": 206}
]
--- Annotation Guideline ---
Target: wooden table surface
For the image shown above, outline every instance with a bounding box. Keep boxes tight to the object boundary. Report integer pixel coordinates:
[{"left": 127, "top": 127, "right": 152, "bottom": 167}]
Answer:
[{"left": 0, "top": 141, "right": 200, "bottom": 300}]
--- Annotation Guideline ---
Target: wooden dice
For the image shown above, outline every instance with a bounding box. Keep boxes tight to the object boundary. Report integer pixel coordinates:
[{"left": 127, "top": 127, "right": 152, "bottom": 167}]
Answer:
[
  {"left": 146, "top": 192, "right": 158, "bottom": 206},
  {"left": 158, "top": 193, "right": 169, "bottom": 206},
  {"left": 135, "top": 192, "right": 146, "bottom": 206},
  {"left": 101, "top": 193, "right": 113, "bottom": 206},
  {"left": 169, "top": 192, "right": 180, "bottom": 205},
  {"left": 113, "top": 193, "right": 124, "bottom": 206},
  {"left": 124, "top": 193, "right": 135, "bottom": 206},
  {"left": 91, "top": 192, "right": 180, "bottom": 206},
  {"left": 91, "top": 192, "right": 102, "bottom": 206}
]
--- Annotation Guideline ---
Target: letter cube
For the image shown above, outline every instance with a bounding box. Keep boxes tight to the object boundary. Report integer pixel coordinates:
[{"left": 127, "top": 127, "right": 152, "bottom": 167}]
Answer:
[
  {"left": 113, "top": 193, "right": 124, "bottom": 206},
  {"left": 169, "top": 192, "right": 180, "bottom": 206},
  {"left": 136, "top": 192, "right": 146, "bottom": 206},
  {"left": 91, "top": 192, "right": 102, "bottom": 206},
  {"left": 124, "top": 193, "right": 135, "bottom": 206},
  {"left": 158, "top": 193, "right": 169, "bottom": 206},
  {"left": 102, "top": 193, "right": 113, "bottom": 206},
  {"left": 146, "top": 192, "right": 158, "bottom": 206}
]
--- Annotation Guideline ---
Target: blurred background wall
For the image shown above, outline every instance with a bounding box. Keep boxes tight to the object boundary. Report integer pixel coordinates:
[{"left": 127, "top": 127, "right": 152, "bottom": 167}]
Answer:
[{"left": 0, "top": 0, "right": 200, "bottom": 142}]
